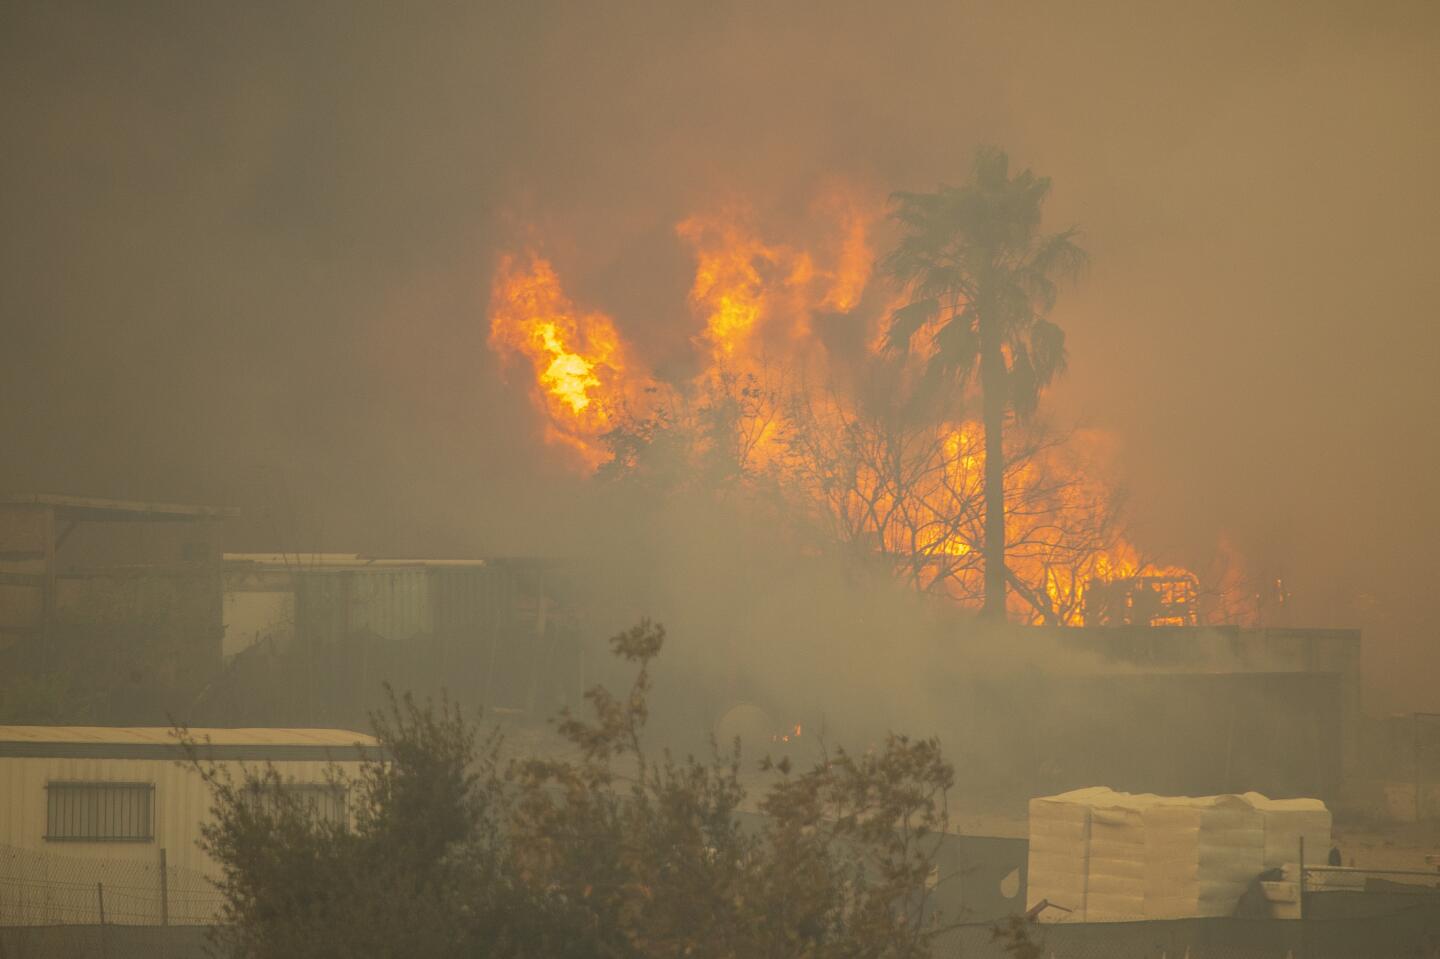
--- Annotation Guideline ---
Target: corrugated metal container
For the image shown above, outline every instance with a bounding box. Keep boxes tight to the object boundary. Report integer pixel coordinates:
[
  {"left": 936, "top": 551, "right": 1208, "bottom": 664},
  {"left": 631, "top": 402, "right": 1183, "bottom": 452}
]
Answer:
[
  {"left": 290, "top": 564, "right": 522, "bottom": 646},
  {"left": 295, "top": 568, "right": 434, "bottom": 646},
  {"left": 216, "top": 558, "right": 585, "bottom": 725},
  {"left": 429, "top": 565, "right": 516, "bottom": 639}
]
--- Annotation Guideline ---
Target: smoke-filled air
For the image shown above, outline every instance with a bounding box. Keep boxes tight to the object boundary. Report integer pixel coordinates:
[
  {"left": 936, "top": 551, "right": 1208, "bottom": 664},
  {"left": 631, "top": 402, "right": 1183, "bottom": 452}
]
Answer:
[{"left": 1, "top": 2, "right": 1438, "bottom": 957}]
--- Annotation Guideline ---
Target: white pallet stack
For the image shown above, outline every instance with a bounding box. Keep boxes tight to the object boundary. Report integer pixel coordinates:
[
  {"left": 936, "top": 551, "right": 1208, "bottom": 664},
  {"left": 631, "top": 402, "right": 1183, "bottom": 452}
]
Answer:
[
  {"left": 1085, "top": 792, "right": 1155, "bottom": 921},
  {"left": 1243, "top": 792, "right": 1333, "bottom": 870},
  {"left": 1025, "top": 787, "right": 1107, "bottom": 922},
  {"left": 1026, "top": 789, "right": 1333, "bottom": 923},
  {"left": 1143, "top": 794, "right": 1264, "bottom": 919}
]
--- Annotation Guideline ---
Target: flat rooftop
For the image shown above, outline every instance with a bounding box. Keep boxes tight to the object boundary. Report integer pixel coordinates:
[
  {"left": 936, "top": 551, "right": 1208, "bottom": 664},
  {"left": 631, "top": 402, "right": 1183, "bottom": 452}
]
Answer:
[{"left": 0, "top": 493, "right": 237, "bottom": 522}]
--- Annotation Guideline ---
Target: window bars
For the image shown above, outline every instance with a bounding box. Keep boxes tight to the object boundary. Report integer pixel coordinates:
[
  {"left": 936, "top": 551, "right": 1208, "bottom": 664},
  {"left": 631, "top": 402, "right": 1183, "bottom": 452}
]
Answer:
[{"left": 45, "top": 782, "right": 154, "bottom": 842}]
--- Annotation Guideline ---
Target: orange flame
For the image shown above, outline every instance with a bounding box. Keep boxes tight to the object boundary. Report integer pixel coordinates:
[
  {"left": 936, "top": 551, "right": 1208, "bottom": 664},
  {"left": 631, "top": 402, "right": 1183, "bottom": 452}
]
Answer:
[
  {"left": 676, "top": 209, "right": 811, "bottom": 369},
  {"left": 488, "top": 252, "right": 633, "bottom": 466},
  {"left": 677, "top": 190, "right": 877, "bottom": 374}
]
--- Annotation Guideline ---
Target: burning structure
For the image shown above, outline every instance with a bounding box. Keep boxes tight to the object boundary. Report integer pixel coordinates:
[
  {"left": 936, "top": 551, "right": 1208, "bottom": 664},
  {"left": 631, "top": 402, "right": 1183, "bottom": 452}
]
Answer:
[{"left": 1082, "top": 572, "right": 1200, "bottom": 627}]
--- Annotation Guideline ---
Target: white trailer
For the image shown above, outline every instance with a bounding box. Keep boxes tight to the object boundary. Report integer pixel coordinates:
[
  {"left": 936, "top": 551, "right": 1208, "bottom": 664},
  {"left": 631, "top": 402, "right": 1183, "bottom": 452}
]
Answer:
[{"left": 0, "top": 725, "right": 376, "bottom": 925}]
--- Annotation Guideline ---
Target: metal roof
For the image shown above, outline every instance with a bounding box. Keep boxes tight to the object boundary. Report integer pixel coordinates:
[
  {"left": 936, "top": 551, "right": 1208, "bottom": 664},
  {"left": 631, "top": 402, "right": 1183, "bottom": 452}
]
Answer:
[
  {"left": 0, "top": 725, "right": 379, "bottom": 761},
  {"left": 0, "top": 494, "right": 237, "bottom": 522},
  {"left": 0, "top": 726, "right": 376, "bottom": 747},
  {"left": 224, "top": 553, "right": 489, "bottom": 568}
]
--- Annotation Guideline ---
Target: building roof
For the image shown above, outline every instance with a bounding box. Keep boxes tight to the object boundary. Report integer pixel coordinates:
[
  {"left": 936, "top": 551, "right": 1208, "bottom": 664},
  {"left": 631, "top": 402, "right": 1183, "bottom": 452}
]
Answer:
[
  {"left": 0, "top": 494, "right": 237, "bottom": 522},
  {"left": 0, "top": 725, "right": 378, "bottom": 761},
  {"left": 224, "top": 552, "right": 489, "bottom": 569}
]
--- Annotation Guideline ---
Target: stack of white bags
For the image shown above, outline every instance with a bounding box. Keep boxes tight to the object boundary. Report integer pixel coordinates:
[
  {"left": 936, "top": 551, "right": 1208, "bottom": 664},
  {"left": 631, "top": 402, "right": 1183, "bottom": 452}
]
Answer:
[
  {"left": 1144, "top": 794, "right": 1263, "bottom": 920},
  {"left": 1087, "top": 794, "right": 1150, "bottom": 921},
  {"left": 1026, "top": 787, "right": 1332, "bottom": 922},
  {"left": 1028, "top": 788, "right": 1107, "bottom": 920}
]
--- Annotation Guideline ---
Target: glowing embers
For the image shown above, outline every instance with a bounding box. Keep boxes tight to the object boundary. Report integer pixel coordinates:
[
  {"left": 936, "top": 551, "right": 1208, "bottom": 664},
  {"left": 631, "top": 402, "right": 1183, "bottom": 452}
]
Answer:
[{"left": 771, "top": 723, "right": 803, "bottom": 745}]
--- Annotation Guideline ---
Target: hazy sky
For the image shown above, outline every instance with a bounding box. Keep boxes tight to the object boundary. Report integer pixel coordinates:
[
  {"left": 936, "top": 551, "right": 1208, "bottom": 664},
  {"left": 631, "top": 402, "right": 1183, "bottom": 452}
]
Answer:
[{"left": 2, "top": 1, "right": 1437, "bottom": 707}]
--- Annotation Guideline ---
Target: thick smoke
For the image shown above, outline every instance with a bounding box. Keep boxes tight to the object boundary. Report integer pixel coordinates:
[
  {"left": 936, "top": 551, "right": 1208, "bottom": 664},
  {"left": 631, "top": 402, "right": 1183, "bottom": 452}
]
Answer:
[{"left": 1, "top": 0, "right": 1438, "bottom": 712}]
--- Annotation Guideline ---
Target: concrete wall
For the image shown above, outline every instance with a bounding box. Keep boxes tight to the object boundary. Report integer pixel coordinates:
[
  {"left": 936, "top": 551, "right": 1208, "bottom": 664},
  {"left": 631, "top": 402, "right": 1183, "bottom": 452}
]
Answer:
[{"left": 1045, "top": 627, "right": 1362, "bottom": 778}]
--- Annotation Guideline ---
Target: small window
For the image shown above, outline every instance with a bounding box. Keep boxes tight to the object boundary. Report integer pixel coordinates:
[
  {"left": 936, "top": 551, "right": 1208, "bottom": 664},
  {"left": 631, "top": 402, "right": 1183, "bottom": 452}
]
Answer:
[
  {"left": 247, "top": 782, "right": 348, "bottom": 827},
  {"left": 46, "top": 782, "right": 154, "bottom": 842}
]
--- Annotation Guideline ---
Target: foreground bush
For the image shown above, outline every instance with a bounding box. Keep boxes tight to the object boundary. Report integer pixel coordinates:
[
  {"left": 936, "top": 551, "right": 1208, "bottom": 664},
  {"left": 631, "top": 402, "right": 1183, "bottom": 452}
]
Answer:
[{"left": 189, "top": 620, "right": 955, "bottom": 959}]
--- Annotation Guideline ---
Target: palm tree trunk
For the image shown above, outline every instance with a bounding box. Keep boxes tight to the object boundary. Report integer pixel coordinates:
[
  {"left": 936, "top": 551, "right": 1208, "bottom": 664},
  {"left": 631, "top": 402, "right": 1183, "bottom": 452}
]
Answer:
[{"left": 980, "top": 329, "right": 1008, "bottom": 620}]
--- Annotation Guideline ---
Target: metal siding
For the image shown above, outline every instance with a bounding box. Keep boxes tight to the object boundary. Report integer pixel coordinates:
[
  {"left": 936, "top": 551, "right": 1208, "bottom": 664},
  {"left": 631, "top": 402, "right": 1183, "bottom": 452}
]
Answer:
[
  {"left": 429, "top": 565, "right": 513, "bottom": 638},
  {"left": 296, "top": 568, "right": 433, "bottom": 645},
  {"left": 0, "top": 754, "right": 367, "bottom": 925},
  {"left": 351, "top": 569, "right": 431, "bottom": 641}
]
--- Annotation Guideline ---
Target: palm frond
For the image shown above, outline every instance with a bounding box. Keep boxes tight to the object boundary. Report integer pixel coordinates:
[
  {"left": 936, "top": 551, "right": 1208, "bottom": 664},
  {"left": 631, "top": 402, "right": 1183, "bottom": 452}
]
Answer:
[
  {"left": 1027, "top": 318, "right": 1068, "bottom": 386},
  {"left": 883, "top": 299, "right": 939, "bottom": 354},
  {"left": 1008, "top": 345, "right": 1041, "bottom": 419},
  {"left": 932, "top": 309, "right": 981, "bottom": 375},
  {"left": 914, "top": 265, "right": 973, "bottom": 302},
  {"left": 1027, "top": 229, "right": 1088, "bottom": 282}
]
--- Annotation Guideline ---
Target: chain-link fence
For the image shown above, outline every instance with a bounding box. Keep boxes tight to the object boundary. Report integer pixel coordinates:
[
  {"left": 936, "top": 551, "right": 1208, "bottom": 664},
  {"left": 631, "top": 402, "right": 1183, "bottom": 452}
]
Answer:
[
  {"left": 0, "top": 844, "right": 223, "bottom": 926},
  {"left": 0, "top": 843, "right": 224, "bottom": 958}
]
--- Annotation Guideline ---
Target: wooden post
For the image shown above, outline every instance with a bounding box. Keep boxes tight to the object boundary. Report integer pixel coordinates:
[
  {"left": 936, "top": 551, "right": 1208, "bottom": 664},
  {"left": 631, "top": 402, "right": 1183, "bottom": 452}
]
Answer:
[
  {"left": 1298, "top": 836, "right": 1306, "bottom": 918},
  {"left": 1298, "top": 836, "right": 1307, "bottom": 959},
  {"left": 159, "top": 846, "right": 170, "bottom": 959},
  {"left": 159, "top": 847, "right": 169, "bottom": 927},
  {"left": 96, "top": 881, "right": 109, "bottom": 959}
]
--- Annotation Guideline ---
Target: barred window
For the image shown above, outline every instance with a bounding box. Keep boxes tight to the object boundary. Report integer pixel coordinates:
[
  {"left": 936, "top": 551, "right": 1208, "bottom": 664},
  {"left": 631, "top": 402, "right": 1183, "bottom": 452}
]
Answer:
[
  {"left": 45, "top": 782, "right": 154, "bottom": 842},
  {"left": 247, "top": 782, "right": 349, "bottom": 827}
]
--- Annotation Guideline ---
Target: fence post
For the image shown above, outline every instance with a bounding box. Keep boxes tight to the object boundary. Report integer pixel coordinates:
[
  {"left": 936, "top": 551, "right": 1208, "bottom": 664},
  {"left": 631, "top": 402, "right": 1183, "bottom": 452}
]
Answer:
[
  {"left": 96, "top": 881, "right": 109, "bottom": 959},
  {"left": 1298, "top": 836, "right": 1305, "bottom": 920},
  {"left": 159, "top": 847, "right": 170, "bottom": 927},
  {"left": 159, "top": 847, "right": 171, "bottom": 959},
  {"left": 1297, "top": 837, "right": 1306, "bottom": 959}
]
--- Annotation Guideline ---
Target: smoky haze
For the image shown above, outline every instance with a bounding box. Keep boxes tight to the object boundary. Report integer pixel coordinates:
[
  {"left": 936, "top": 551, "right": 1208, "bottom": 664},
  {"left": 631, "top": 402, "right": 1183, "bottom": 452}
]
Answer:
[{"left": 1, "top": 1, "right": 1437, "bottom": 712}]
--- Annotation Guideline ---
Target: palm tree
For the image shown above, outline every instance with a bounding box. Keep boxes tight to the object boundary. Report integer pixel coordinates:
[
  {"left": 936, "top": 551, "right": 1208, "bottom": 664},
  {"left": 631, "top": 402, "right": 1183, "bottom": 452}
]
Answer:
[{"left": 882, "top": 147, "right": 1087, "bottom": 619}]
